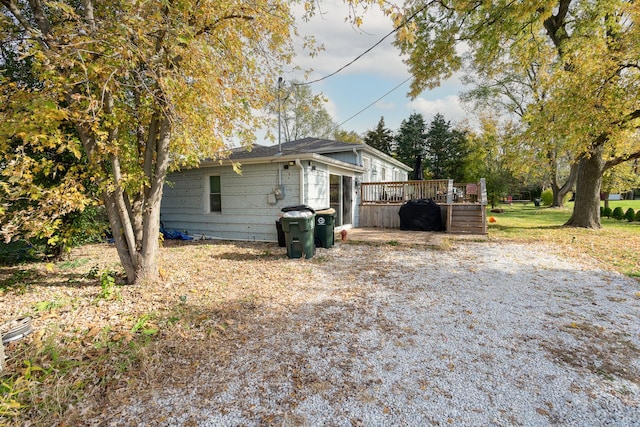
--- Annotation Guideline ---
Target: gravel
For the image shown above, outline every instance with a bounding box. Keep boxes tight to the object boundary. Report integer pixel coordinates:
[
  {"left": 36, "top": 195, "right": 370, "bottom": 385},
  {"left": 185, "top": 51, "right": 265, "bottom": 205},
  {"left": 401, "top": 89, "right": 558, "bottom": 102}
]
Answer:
[{"left": 104, "top": 242, "right": 640, "bottom": 426}]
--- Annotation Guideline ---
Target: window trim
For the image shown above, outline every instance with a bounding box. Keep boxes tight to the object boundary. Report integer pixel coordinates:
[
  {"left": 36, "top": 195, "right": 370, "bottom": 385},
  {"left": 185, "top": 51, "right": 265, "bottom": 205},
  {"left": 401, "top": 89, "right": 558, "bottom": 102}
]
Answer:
[{"left": 206, "top": 174, "right": 222, "bottom": 213}]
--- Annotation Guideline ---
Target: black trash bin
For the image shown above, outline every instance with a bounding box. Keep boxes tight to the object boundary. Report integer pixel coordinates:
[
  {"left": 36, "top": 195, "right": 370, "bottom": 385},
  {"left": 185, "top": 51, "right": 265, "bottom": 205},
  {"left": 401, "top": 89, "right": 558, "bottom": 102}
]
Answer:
[
  {"left": 314, "top": 208, "right": 336, "bottom": 248},
  {"left": 275, "top": 218, "right": 286, "bottom": 247},
  {"left": 280, "top": 205, "right": 316, "bottom": 258},
  {"left": 280, "top": 210, "right": 315, "bottom": 259}
]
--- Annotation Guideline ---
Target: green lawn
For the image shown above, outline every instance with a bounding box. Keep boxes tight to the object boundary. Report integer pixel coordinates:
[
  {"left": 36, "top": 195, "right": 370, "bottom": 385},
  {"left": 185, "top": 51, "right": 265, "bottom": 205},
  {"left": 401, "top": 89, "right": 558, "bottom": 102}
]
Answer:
[{"left": 486, "top": 202, "right": 640, "bottom": 278}]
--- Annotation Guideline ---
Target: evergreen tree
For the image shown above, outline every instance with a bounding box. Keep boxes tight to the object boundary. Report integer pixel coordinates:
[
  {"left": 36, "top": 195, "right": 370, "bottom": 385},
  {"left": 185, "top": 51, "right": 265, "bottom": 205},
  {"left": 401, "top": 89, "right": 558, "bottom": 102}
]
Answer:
[
  {"left": 394, "top": 113, "right": 427, "bottom": 179},
  {"left": 363, "top": 117, "right": 393, "bottom": 155},
  {"left": 425, "top": 113, "right": 469, "bottom": 182}
]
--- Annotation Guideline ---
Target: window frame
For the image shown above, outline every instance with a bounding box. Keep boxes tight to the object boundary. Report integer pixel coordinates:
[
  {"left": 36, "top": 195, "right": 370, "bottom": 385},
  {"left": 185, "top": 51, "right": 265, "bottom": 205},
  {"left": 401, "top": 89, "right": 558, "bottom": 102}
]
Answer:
[{"left": 207, "top": 175, "right": 222, "bottom": 213}]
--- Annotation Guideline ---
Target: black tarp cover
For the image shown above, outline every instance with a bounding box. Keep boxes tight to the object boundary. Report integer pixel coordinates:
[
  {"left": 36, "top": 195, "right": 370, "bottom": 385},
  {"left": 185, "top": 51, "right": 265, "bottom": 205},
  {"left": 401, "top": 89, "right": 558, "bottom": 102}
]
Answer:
[{"left": 398, "top": 199, "right": 444, "bottom": 231}]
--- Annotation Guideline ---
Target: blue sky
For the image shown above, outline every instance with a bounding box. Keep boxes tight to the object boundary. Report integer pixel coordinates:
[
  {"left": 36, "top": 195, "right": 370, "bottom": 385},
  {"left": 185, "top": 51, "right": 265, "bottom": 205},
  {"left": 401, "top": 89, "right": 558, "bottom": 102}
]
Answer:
[{"left": 282, "top": 0, "right": 472, "bottom": 137}]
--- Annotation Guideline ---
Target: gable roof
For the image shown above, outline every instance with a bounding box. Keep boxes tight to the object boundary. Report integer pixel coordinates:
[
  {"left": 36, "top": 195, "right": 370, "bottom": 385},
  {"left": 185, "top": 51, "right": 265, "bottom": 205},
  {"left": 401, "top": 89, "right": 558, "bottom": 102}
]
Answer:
[
  {"left": 228, "top": 137, "right": 356, "bottom": 159},
  {"left": 229, "top": 137, "right": 412, "bottom": 172}
]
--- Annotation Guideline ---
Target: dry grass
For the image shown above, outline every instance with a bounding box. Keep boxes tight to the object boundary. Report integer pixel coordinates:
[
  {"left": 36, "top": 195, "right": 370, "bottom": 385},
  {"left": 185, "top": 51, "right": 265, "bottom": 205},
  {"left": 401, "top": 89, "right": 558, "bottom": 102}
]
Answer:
[
  {"left": 486, "top": 206, "right": 640, "bottom": 278},
  {"left": 1, "top": 240, "right": 315, "bottom": 425},
  {"left": 1, "top": 222, "right": 639, "bottom": 425}
]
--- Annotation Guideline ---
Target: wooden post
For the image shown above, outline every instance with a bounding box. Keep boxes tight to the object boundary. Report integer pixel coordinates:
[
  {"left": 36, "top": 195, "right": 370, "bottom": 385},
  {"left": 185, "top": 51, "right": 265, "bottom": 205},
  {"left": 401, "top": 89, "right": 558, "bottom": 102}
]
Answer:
[
  {"left": 480, "top": 178, "right": 488, "bottom": 234},
  {"left": 446, "top": 179, "right": 454, "bottom": 233},
  {"left": 479, "top": 178, "right": 488, "bottom": 205}
]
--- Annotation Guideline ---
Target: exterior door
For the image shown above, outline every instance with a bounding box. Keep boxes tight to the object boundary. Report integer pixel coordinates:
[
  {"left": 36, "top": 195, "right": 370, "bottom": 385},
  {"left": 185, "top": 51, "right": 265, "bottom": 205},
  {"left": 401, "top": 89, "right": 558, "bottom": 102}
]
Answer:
[
  {"left": 342, "top": 176, "right": 353, "bottom": 226},
  {"left": 329, "top": 174, "right": 341, "bottom": 225},
  {"left": 329, "top": 174, "right": 353, "bottom": 226}
]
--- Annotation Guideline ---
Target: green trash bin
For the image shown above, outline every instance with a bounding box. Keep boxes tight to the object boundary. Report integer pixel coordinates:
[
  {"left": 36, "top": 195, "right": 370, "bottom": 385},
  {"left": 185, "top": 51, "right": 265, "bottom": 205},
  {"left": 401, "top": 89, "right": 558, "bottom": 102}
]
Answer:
[
  {"left": 314, "top": 208, "right": 336, "bottom": 248},
  {"left": 281, "top": 211, "right": 315, "bottom": 259}
]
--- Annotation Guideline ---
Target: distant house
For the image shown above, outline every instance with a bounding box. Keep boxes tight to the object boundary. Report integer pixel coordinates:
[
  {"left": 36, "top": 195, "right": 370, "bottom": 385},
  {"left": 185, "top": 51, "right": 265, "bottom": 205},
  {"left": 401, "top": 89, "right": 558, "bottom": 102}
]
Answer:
[{"left": 160, "top": 137, "right": 412, "bottom": 242}]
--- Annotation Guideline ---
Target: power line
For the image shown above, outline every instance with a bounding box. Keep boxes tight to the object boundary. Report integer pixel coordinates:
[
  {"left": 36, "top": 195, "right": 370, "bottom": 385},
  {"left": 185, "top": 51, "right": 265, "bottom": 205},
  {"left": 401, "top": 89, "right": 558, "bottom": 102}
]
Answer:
[
  {"left": 289, "top": 4, "right": 428, "bottom": 130},
  {"left": 332, "top": 75, "right": 413, "bottom": 132},
  {"left": 294, "top": 3, "right": 428, "bottom": 86},
  {"left": 295, "top": 30, "right": 396, "bottom": 86}
]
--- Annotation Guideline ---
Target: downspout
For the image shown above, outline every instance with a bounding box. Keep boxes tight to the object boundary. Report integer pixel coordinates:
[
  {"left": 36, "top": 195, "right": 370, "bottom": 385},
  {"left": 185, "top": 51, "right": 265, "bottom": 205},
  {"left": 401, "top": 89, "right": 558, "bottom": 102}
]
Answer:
[
  {"left": 295, "top": 159, "right": 304, "bottom": 204},
  {"left": 353, "top": 148, "right": 360, "bottom": 166}
]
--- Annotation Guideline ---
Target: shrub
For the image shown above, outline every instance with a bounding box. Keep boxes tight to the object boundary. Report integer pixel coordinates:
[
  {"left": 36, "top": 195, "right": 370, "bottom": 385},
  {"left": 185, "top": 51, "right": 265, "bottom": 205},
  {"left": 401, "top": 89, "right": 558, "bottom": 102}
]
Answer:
[
  {"left": 624, "top": 208, "right": 635, "bottom": 222},
  {"left": 635, "top": 210, "right": 640, "bottom": 222},
  {"left": 540, "top": 188, "right": 571, "bottom": 206},
  {"left": 612, "top": 206, "right": 624, "bottom": 220},
  {"left": 540, "top": 188, "right": 553, "bottom": 206},
  {"left": 602, "top": 207, "right": 613, "bottom": 218}
]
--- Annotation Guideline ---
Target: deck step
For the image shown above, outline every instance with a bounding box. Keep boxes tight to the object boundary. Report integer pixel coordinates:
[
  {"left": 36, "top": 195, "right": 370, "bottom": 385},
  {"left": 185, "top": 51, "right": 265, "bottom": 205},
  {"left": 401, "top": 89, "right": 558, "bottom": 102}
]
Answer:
[{"left": 449, "top": 204, "right": 486, "bottom": 234}]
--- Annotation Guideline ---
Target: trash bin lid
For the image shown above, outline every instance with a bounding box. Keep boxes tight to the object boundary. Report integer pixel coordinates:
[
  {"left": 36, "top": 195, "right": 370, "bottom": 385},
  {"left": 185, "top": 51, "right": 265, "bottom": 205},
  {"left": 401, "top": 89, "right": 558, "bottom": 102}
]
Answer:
[
  {"left": 282, "top": 210, "right": 313, "bottom": 218},
  {"left": 281, "top": 204, "right": 315, "bottom": 214},
  {"left": 315, "top": 208, "right": 336, "bottom": 215}
]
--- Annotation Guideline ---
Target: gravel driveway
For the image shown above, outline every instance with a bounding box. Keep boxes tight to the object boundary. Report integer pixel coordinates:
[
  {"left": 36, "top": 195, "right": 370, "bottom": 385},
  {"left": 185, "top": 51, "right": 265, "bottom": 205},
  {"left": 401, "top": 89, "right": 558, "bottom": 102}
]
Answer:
[{"left": 105, "top": 242, "right": 640, "bottom": 426}]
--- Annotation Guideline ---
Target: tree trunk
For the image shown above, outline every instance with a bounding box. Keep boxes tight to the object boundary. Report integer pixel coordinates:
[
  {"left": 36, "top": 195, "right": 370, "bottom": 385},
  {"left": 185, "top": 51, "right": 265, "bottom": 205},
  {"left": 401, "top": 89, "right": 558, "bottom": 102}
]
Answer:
[
  {"left": 551, "top": 163, "right": 577, "bottom": 208},
  {"left": 565, "top": 146, "right": 605, "bottom": 229},
  {"left": 104, "top": 189, "right": 162, "bottom": 284}
]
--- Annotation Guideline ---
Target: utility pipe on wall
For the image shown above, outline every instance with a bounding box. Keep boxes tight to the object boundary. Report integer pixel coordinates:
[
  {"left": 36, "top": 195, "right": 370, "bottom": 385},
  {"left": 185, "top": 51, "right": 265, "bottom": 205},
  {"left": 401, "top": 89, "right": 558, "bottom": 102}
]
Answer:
[
  {"left": 295, "top": 159, "right": 304, "bottom": 204},
  {"left": 352, "top": 147, "right": 360, "bottom": 166}
]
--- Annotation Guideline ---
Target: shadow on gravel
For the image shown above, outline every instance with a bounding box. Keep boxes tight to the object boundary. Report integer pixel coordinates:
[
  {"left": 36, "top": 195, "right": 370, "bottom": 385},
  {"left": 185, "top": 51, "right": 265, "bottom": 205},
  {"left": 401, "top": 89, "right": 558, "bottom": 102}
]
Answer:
[{"left": 542, "top": 322, "right": 640, "bottom": 384}]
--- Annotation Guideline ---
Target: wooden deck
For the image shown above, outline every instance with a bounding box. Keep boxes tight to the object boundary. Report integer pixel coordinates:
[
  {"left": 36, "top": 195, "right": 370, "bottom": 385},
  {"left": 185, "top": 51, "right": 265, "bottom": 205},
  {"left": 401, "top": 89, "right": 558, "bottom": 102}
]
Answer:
[{"left": 359, "top": 179, "right": 487, "bottom": 235}]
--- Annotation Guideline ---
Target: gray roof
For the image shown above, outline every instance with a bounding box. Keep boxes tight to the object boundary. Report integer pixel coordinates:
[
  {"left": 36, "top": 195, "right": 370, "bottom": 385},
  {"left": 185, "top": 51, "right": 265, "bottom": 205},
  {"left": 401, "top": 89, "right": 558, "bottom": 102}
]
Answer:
[
  {"left": 229, "top": 137, "right": 363, "bottom": 160},
  {"left": 230, "top": 137, "right": 412, "bottom": 171}
]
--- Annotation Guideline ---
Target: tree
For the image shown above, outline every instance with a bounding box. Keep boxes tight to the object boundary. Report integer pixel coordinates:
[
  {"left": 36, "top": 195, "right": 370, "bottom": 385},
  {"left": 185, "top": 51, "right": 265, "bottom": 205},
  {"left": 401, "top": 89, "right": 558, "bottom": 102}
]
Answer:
[
  {"left": 0, "top": 0, "right": 299, "bottom": 283},
  {"left": 397, "top": 0, "right": 640, "bottom": 228},
  {"left": 363, "top": 117, "right": 393, "bottom": 155},
  {"left": 601, "top": 162, "right": 640, "bottom": 208},
  {"left": 0, "top": 37, "right": 105, "bottom": 259},
  {"left": 394, "top": 113, "right": 426, "bottom": 179},
  {"left": 462, "top": 57, "right": 577, "bottom": 208},
  {"left": 0, "top": 42, "right": 109, "bottom": 259},
  {"left": 424, "top": 113, "right": 468, "bottom": 182},
  {"left": 276, "top": 81, "right": 337, "bottom": 142},
  {"left": 466, "top": 116, "right": 519, "bottom": 208},
  {"left": 333, "top": 129, "right": 363, "bottom": 144}
]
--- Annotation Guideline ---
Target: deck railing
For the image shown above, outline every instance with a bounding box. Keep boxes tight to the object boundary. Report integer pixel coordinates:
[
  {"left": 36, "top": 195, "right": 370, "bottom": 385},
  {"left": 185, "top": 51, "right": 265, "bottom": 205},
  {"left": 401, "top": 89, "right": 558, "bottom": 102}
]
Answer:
[{"left": 361, "top": 178, "right": 487, "bottom": 205}]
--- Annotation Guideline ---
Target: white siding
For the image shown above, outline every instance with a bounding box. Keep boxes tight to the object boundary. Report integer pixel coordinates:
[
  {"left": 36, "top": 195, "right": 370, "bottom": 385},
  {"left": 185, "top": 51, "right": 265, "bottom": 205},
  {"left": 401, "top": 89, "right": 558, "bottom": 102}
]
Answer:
[
  {"left": 363, "top": 157, "right": 372, "bottom": 181},
  {"left": 305, "top": 162, "right": 330, "bottom": 209},
  {"left": 160, "top": 146, "right": 409, "bottom": 241},
  {"left": 367, "top": 154, "right": 409, "bottom": 183},
  {"left": 161, "top": 163, "right": 302, "bottom": 241}
]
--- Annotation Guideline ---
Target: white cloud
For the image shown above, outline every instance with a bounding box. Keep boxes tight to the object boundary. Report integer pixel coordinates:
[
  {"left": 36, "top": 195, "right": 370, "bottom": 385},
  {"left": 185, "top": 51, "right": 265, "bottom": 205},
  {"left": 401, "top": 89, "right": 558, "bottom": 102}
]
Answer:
[
  {"left": 407, "top": 95, "right": 468, "bottom": 124},
  {"left": 323, "top": 97, "right": 339, "bottom": 121},
  {"left": 374, "top": 100, "right": 396, "bottom": 110},
  {"left": 291, "top": 1, "right": 409, "bottom": 80}
]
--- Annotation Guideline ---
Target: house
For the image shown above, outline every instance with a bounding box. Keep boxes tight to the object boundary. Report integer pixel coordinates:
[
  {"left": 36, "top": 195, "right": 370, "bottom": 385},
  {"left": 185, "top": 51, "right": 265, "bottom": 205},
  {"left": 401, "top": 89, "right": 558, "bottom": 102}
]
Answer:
[{"left": 160, "top": 137, "right": 412, "bottom": 242}]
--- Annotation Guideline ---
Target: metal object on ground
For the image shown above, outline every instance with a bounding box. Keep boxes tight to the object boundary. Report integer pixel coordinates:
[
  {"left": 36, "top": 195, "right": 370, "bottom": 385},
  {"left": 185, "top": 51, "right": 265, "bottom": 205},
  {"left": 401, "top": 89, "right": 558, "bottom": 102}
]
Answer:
[{"left": 2, "top": 316, "right": 33, "bottom": 344}]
